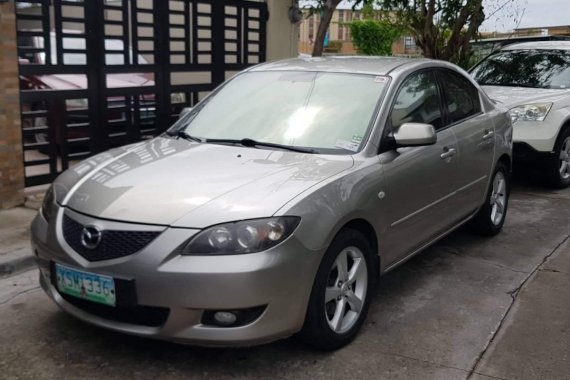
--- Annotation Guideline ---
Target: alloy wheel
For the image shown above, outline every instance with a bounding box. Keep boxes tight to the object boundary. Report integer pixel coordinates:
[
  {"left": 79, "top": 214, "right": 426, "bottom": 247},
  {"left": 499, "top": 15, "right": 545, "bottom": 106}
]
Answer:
[
  {"left": 559, "top": 137, "right": 570, "bottom": 180},
  {"left": 490, "top": 171, "right": 507, "bottom": 226},
  {"left": 324, "top": 246, "right": 368, "bottom": 334}
]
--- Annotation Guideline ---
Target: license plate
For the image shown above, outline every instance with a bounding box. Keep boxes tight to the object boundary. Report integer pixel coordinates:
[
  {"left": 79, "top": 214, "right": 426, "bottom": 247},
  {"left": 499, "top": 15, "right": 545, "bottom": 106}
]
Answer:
[{"left": 55, "top": 263, "right": 116, "bottom": 307}]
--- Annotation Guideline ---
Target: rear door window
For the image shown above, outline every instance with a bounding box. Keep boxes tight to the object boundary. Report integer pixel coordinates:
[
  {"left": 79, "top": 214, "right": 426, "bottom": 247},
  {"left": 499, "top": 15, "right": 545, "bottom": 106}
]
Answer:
[{"left": 438, "top": 70, "right": 481, "bottom": 126}]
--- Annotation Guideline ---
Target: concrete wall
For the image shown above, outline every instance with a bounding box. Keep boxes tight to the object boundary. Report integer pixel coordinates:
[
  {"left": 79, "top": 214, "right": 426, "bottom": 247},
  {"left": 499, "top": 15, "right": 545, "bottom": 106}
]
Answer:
[
  {"left": 266, "top": 0, "right": 298, "bottom": 61},
  {"left": 0, "top": 1, "right": 25, "bottom": 209}
]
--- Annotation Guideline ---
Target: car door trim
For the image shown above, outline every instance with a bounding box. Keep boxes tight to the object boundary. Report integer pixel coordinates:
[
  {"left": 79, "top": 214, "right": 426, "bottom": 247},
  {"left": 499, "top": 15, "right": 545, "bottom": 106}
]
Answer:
[
  {"left": 390, "top": 174, "right": 487, "bottom": 228},
  {"left": 385, "top": 210, "right": 478, "bottom": 273}
]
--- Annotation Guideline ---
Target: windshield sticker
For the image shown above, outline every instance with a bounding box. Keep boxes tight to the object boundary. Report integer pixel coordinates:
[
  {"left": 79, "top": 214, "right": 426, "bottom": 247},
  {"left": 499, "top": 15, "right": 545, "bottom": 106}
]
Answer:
[
  {"left": 351, "top": 134, "right": 363, "bottom": 143},
  {"left": 374, "top": 76, "right": 389, "bottom": 83},
  {"left": 335, "top": 139, "right": 360, "bottom": 152}
]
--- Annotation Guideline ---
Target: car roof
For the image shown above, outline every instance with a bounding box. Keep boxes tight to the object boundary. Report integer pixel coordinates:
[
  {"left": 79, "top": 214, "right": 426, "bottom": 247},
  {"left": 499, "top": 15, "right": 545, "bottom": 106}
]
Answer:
[
  {"left": 248, "top": 56, "right": 432, "bottom": 76},
  {"left": 502, "top": 41, "right": 570, "bottom": 51}
]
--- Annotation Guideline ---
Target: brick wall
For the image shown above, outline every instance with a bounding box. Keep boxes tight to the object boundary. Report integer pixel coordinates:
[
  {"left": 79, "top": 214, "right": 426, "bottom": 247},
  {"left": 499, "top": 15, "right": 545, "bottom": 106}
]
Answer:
[{"left": 0, "top": 1, "right": 25, "bottom": 209}]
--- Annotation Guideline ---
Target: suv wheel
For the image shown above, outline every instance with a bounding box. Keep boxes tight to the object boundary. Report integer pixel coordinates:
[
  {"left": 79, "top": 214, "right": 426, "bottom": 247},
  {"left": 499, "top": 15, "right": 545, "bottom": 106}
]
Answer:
[
  {"left": 547, "top": 128, "right": 570, "bottom": 188},
  {"left": 299, "top": 228, "right": 374, "bottom": 350}
]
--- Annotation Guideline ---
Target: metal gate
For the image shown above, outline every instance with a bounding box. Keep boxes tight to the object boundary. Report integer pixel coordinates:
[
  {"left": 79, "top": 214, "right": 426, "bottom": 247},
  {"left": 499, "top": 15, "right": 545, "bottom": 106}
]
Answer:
[{"left": 15, "top": 0, "right": 268, "bottom": 186}]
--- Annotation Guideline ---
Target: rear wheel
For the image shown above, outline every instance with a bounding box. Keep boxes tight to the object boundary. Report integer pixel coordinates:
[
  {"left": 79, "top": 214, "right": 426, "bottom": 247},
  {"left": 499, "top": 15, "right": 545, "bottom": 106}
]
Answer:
[
  {"left": 299, "top": 228, "right": 375, "bottom": 350},
  {"left": 546, "top": 128, "right": 570, "bottom": 188},
  {"left": 469, "top": 162, "right": 510, "bottom": 236}
]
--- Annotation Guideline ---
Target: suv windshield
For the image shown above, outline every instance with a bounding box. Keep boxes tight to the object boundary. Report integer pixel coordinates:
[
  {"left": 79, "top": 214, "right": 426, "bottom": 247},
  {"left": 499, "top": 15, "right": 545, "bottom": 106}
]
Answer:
[
  {"left": 471, "top": 49, "right": 570, "bottom": 89},
  {"left": 175, "top": 71, "right": 388, "bottom": 153}
]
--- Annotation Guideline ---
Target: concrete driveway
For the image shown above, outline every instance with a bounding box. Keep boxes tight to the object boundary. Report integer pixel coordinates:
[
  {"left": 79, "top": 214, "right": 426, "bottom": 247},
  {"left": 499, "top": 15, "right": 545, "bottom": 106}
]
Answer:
[{"left": 1, "top": 177, "right": 569, "bottom": 380}]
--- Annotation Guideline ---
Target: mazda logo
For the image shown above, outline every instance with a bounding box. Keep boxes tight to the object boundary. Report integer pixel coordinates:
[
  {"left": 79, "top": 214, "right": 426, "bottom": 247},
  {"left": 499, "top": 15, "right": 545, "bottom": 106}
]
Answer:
[{"left": 81, "top": 225, "right": 102, "bottom": 249}]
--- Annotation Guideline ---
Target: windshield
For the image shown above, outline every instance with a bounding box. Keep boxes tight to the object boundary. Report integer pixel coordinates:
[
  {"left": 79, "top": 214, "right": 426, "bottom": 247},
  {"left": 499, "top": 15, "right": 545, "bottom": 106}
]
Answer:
[
  {"left": 176, "top": 71, "right": 388, "bottom": 153},
  {"left": 471, "top": 49, "right": 570, "bottom": 89}
]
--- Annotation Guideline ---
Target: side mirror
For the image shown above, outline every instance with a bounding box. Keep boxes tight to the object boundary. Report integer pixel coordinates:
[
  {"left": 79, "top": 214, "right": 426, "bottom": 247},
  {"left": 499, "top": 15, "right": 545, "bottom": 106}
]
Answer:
[
  {"left": 178, "top": 106, "right": 194, "bottom": 119},
  {"left": 393, "top": 123, "right": 437, "bottom": 147}
]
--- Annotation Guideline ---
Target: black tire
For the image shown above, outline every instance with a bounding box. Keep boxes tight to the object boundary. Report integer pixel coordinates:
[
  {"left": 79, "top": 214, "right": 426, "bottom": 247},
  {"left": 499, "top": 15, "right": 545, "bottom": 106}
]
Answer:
[
  {"left": 545, "top": 127, "right": 570, "bottom": 189},
  {"left": 469, "top": 162, "right": 510, "bottom": 236},
  {"left": 299, "top": 228, "right": 375, "bottom": 350}
]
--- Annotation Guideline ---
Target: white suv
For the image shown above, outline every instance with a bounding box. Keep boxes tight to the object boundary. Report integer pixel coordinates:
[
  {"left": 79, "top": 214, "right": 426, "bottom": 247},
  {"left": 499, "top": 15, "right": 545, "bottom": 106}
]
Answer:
[{"left": 471, "top": 41, "right": 570, "bottom": 188}]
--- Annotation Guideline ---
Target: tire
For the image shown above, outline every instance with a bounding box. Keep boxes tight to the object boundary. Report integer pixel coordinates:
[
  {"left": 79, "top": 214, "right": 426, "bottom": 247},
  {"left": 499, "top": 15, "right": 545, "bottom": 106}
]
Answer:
[
  {"left": 546, "top": 128, "right": 570, "bottom": 189},
  {"left": 299, "top": 228, "right": 375, "bottom": 350},
  {"left": 469, "top": 162, "right": 510, "bottom": 236}
]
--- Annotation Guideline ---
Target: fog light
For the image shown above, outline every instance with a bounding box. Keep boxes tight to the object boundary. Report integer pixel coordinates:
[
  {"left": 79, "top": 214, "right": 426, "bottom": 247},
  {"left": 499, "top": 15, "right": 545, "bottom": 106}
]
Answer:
[
  {"left": 202, "top": 306, "right": 267, "bottom": 327},
  {"left": 213, "top": 311, "right": 237, "bottom": 326}
]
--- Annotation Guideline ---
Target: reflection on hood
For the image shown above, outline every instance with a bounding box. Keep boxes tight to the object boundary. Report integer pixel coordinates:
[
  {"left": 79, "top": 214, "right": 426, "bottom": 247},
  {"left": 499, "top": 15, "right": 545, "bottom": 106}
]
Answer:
[{"left": 57, "top": 137, "right": 354, "bottom": 227}]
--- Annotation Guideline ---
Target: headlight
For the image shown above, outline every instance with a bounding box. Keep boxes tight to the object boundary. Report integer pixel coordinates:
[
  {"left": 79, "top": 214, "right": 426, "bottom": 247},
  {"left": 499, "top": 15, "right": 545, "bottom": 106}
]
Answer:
[
  {"left": 181, "top": 217, "right": 300, "bottom": 255},
  {"left": 509, "top": 103, "right": 552, "bottom": 123},
  {"left": 41, "top": 186, "right": 55, "bottom": 223}
]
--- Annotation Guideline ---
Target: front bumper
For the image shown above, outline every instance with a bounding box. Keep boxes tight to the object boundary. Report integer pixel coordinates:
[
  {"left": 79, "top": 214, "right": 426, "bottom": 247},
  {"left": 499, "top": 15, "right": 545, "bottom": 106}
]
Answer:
[
  {"left": 31, "top": 206, "right": 323, "bottom": 346},
  {"left": 512, "top": 117, "right": 561, "bottom": 153},
  {"left": 513, "top": 142, "right": 554, "bottom": 166}
]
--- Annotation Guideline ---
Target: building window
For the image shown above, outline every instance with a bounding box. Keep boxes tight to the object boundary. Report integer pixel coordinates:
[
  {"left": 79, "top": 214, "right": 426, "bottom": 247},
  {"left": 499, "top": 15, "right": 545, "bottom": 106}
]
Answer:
[
  {"left": 308, "top": 15, "right": 314, "bottom": 41},
  {"left": 338, "top": 10, "right": 344, "bottom": 40},
  {"left": 404, "top": 36, "right": 414, "bottom": 50}
]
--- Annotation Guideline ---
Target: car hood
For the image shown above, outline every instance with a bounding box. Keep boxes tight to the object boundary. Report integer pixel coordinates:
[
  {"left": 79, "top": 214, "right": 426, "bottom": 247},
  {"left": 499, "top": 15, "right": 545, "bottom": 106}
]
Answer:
[
  {"left": 481, "top": 85, "right": 570, "bottom": 108},
  {"left": 57, "top": 137, "right": 354, "bottom": 227},
  {"left": 38, "top": 73, "right": 153, "bottom": 90}
]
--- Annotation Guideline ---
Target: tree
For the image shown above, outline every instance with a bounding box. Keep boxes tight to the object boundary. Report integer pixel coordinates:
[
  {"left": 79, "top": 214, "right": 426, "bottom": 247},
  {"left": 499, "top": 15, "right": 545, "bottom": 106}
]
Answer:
[
  {"left": 307, "top": 0, "right": 375, "bottom": 57},
  {"left": 349, "top": 19, "right": 403, "bottom": 56},
  {"left": 378, "top": 0, "right": 485, "bottom": 67}
]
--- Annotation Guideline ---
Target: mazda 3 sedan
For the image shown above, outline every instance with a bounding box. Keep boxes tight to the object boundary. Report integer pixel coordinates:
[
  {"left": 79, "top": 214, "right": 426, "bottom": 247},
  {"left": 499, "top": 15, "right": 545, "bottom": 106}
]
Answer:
[{"left": 31, "top": 57, "right": 512, "bottom": 350}]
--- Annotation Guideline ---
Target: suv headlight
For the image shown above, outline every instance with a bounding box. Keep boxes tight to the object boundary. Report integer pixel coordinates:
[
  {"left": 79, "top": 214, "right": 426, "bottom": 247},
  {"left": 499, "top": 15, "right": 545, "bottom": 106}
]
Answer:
[
  {"left": 41, "top": 186, "right": 55, "bottom": 223},
  {"left": 181, "top": 217, "right": 300, "bottom": 255},
  {"left": 509, "top": 103, "right": 552, "bottom": 123}
]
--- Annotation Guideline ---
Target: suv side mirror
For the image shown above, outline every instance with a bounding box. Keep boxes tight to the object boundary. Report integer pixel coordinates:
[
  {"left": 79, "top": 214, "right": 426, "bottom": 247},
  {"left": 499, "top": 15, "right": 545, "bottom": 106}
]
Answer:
[{"left": 393, "top": 123, "right": 437, "bottom": 147}]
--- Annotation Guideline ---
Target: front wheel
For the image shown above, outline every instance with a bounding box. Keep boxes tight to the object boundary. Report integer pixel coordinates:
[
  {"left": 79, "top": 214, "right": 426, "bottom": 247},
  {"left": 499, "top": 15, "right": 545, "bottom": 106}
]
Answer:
[
  {"left": 299, "top": 228, "right": 375, "bottom": 350},
  {"left": 546, "top": 128, "right": 570, "bottom": 189},
  {"left": 469, "top": 162, "right": 510, "bottom": 236}
]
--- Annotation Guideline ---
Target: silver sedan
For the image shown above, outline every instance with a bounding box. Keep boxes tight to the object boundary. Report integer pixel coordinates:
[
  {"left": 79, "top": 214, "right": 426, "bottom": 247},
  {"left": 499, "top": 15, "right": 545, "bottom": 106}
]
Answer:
[{"left": 31, "top": 57, "right": 512, "bottom": 350}]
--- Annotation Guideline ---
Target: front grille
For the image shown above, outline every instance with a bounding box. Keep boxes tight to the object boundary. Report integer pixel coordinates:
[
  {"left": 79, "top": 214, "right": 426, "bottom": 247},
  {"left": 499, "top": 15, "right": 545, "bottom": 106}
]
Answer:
[
  {"left": 62, "top": 214, "right": 161, "bottom": 262},
  {"left": 61, "top": 293, "right": 169, "bottom": 327}
]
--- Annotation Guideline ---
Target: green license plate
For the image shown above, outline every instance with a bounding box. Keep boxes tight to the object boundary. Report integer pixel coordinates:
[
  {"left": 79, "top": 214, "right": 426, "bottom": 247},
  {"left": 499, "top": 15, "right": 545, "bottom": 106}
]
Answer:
[{"left": 55, "top": 263, "right": 116, "bottom": 307}]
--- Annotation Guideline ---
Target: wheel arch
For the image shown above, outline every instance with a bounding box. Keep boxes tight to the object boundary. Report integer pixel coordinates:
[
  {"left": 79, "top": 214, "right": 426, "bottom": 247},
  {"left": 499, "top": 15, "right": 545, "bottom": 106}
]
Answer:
[
  {"left": 556, "top": 118, "right": 570, "bottom": 144},
  {"left": 338, "top": 218, "right": 380, "bottom": 280},
  {"left": 498, "top": 153, "right": 512, "bottom": 173}
]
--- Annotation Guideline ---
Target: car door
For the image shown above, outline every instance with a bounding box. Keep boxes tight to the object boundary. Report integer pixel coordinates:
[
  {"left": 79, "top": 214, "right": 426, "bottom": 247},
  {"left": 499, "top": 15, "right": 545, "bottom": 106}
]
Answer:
[
  {"left": 436, "top": 69, "right": 495, "bottom": 215},
  {"left": 379, "top": 70, "right": 463, "bottom": 267}
]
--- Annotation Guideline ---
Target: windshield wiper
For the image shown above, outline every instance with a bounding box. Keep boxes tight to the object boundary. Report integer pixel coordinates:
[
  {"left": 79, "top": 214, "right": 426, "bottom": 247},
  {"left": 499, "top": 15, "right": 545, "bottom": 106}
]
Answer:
[
  {"left": 166, "top": 129, "right": 202, "bottom": 143},
  {"left": 205, "top": 138, "right": 316, "bottom": 154}
]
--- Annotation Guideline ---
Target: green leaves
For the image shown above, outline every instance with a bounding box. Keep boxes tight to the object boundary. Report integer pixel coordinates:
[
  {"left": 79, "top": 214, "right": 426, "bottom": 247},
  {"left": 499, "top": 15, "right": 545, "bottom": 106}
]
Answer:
[
  {"left": 378, "top": 0, "right": 485, "bottom": 67},
  {"left": 349, "top": 20, "right": 403, "bottom": 56}
]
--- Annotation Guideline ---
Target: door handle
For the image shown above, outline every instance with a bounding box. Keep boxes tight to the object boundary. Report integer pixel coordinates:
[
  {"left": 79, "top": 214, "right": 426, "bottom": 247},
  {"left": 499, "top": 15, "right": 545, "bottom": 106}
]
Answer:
[
  {"left": 440, "top": 147, "right": 456, "bottom": 159},
  {"left": 483, "top": 129, "right": 494, "bottom": 140}
]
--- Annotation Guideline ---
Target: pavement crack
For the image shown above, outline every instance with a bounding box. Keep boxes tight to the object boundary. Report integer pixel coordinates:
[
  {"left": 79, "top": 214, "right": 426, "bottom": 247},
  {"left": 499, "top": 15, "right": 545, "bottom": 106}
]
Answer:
[
  {"left": 0, "top": 246, "right": 29, "bottom": 256},
  {"left": 378, "top": 350, "right": 471, "bottom": 374},
  {"left": 466, "top": 233, "right": 570, "bottom": 380},
  {"left": 0, "top": 286, "right": 40, "bottom": 306},
  {"left": 514, "top": 191, "right": 570, "bottom": 202},
  {"left": 538, "top": 268, "right": 570, "bottom": 276},
  {"left": 487, "top": 262, "right": 528, "bottom": 275},
  {"left": 443, "top": 250, "right": 529, "bottom": 275},
  {"left": 470, "top": 372, "right": 508, "bottom": 380}
]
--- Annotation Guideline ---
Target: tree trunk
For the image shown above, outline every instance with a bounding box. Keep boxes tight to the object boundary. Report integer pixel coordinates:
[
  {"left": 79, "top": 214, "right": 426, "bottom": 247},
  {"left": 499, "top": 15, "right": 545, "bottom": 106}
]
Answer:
[{"left": 312, "top": 0, "right": 341, "bottom": 57}]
